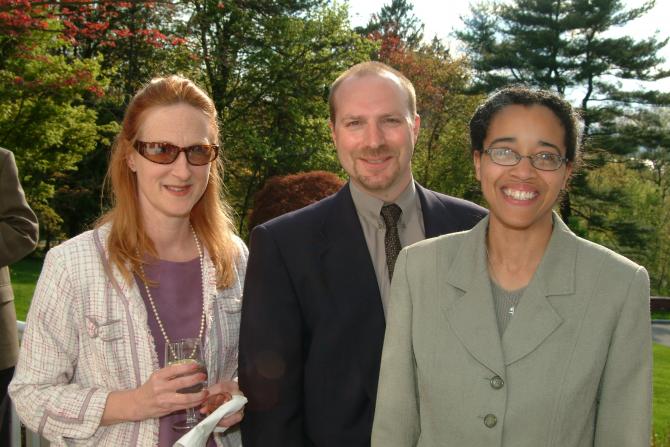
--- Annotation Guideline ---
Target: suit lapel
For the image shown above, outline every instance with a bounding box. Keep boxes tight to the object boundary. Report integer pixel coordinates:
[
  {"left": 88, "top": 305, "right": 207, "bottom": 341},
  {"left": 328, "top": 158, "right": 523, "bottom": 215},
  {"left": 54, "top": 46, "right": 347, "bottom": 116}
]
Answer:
[
  {"left": 317, "top": 185, "right": 381, "bottom": 310},
  {"left": 501, "top": 214, "right": 576, "bottom": 365},
  {"left": 500, "top": 281, "right": 562, "bottom": 366},
  {"left": 442, "top": 217, "right": 506, "bottom": 377},
  {"left": 317, "top": 184, "right": 386, "bottom": 402},
  {"left": 417, "top": 183, "right": 452, "bottom": 237}
]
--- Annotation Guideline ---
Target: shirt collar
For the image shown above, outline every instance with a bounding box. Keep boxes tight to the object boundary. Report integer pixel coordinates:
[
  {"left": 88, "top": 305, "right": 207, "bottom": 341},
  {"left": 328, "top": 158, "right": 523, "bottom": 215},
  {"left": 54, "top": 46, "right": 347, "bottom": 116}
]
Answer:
[{"left": 349, "top": 179, "right": 418, "bottom": 226}]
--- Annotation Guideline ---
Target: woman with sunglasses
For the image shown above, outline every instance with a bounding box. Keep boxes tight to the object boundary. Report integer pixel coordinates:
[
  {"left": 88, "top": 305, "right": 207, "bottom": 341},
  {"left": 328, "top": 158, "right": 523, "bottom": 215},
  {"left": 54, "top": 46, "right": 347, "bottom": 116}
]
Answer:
[
  {"left": 10, "top": 76, "right": 246, "bottom": 446},
  {"left": 371, "top": 87, "right": 651, "bottom": 447}
]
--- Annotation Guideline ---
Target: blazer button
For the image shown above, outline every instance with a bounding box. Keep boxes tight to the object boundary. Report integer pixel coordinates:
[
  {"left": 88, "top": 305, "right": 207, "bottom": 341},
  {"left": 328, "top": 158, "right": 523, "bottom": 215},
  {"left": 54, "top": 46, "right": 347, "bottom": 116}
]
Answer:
[
  {"left": 484, "top": 414, "right": 498, "bottom": 428},
  {"left": 490, "top": 375, "right": 504, "bottom": 389}
]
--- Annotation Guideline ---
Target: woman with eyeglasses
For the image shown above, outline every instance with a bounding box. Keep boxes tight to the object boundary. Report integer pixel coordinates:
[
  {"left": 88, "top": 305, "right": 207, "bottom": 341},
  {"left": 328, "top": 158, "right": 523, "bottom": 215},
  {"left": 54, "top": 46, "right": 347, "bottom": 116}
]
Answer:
[
  {"left": 371, "top": 87, "right": 651, "bottom": 447},
  {"left": 10, "top": 76, "right": 246, "bottom": 446}
]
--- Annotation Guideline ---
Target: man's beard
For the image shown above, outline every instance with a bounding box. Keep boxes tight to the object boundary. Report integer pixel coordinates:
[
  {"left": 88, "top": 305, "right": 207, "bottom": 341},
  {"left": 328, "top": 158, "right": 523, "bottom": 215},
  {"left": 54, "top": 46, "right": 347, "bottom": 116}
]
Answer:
[{"left": 352, "top": 145, "right": 399, "bottom": 191}]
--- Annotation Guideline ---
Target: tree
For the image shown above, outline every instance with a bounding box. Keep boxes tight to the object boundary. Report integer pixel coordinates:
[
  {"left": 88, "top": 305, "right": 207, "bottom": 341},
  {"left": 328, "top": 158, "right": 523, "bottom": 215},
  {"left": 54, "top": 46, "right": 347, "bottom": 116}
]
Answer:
[
  {"left": 573, "top": 158, "right": 670, "bottom": 295},
  {"left": 356, "top": 0, "right": 424, "bottom": 50},
  {"left": 57, "top": 1, "right": 190, "bottom": 100},
  {"left": 0, "top": 16, "right": 108, "bottom": 246},
  {"left": 622, "top": 108, "right": 670, "bottom": 294}
]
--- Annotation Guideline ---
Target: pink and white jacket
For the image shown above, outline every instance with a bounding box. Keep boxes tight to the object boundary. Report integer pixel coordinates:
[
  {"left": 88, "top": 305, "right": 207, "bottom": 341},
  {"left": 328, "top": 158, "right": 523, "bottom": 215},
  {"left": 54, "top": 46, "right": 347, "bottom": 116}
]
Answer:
[{"left": 10, "top": 224, "right": 247, "bottom": 446}]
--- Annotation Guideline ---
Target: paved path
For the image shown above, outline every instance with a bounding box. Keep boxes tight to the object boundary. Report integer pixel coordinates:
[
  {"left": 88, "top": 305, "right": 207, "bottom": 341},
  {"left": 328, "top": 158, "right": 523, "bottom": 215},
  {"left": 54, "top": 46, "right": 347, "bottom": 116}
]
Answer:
[{"left": 652, "top": 322, "right": 670, "bottom": 347}]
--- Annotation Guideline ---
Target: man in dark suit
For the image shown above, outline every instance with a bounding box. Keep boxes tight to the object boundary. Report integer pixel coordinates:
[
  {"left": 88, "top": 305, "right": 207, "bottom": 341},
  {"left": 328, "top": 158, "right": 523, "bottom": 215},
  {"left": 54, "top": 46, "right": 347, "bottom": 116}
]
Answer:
[
  {"left": 0, "top": 147, "right": 38, "bottom": 444},
  {"left": 239, "top": 62, "right": 486, "bottom": 447}
]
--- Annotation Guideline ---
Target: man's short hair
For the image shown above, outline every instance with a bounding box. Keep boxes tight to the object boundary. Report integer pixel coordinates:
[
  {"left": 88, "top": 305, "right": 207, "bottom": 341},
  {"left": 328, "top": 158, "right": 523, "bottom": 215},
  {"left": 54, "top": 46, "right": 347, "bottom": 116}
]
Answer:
[{"left": 328, "top": 61, "right": 417, "bottom": 123}]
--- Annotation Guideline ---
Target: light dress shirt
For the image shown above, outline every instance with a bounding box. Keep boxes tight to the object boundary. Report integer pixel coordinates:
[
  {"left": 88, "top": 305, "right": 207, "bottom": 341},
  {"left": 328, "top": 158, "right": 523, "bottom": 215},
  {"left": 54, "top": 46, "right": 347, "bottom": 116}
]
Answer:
[{"left": 349, "top": 180, "right": 425, "bottom": 313}]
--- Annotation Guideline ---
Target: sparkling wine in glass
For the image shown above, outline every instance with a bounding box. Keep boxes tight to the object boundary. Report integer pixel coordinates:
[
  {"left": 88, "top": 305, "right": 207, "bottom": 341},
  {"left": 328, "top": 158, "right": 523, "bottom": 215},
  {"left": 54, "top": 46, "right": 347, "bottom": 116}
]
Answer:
[{"left": 165, "top": 338, "right": 207, "bottom": 431}]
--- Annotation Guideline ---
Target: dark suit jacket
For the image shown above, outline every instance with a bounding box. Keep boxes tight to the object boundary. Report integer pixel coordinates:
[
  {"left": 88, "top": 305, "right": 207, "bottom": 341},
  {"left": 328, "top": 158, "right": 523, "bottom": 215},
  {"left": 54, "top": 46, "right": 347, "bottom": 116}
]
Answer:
[
  {"left": 239, "top": 182, "right": 486, "bottom": 447},
  {"left": 0, "top": 148, "right": 38, "bottom": 370}
]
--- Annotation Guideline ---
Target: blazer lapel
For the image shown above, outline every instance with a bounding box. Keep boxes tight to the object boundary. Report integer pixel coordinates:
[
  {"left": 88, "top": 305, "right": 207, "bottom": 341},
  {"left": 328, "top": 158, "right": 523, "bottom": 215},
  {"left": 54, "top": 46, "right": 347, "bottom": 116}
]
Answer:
[
  {"left": 317, "top": 185, "right": 381, "bottom": 309},
  {"left": 317, "top": 184, "right": 386, "bottom": 402},
  {"left": 417, "top": 183, "right": 453, "bottom": 237},
  {"left": 501, "top": 213, "right": 576, "bottom": 366},
  {"left": 442, "top": 217, "right": 506, "bottom": 377}
]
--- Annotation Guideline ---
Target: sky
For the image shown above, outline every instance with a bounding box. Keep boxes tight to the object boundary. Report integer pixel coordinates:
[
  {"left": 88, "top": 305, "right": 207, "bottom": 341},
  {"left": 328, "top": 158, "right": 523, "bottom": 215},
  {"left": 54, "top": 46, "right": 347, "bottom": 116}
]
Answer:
[{"left": 344, "top": 0, "right": 670, "bottom": 92}]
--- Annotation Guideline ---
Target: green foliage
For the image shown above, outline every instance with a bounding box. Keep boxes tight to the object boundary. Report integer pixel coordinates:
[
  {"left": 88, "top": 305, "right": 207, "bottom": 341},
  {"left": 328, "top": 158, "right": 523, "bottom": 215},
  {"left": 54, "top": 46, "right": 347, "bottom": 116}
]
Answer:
[
  {"left": 654, "top": 343, "right": 670, "bottom": 443},
  {"left": 458, "top": 0, "right": 668, "bottom": 94},
  {"left": 569, "top": 159, "right": 669, "bottom": 294},
  {"left": 570, "top": 106, "right": 670, "bottom": 294},
  {"left": 1, "top": 0, "right": 665, "bottom": 293},
  {"left": 0, "top": 22, "right": 106, "bottom": 244}
]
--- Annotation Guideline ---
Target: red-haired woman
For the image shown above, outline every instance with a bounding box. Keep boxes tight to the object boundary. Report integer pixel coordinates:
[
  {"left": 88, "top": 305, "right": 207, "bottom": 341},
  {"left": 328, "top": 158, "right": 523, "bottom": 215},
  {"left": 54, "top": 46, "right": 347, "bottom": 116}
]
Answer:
[{"left": 10, "top": 76, "right": 245, "bottom": 446}]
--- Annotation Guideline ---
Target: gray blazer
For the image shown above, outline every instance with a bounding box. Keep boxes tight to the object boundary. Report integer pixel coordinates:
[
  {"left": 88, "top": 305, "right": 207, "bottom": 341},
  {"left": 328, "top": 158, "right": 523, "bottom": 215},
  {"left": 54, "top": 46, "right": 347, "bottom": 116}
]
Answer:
[
  {"left": 0, "top": 148, "right": 38, "bottom": 370},
  {"left": 372, "top": 213, "right": 652, "bottom": 447}
]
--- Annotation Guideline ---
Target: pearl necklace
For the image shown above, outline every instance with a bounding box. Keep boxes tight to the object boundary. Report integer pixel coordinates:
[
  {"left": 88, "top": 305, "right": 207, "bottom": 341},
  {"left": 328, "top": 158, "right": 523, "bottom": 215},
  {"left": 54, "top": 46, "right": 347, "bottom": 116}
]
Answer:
[{"left": 139, "top": 226, "right": 206, "bottom": 359}]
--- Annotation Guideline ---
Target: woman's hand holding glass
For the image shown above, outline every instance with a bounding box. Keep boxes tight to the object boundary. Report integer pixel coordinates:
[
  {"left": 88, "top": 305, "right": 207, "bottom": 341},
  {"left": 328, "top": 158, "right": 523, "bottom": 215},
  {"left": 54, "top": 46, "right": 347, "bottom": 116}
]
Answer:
[
  {"left": 100, "top": 349, "right": 208, "bottom": 426},
  {"left": 131, "top": 359, "right": 209, "bottom": 422}
]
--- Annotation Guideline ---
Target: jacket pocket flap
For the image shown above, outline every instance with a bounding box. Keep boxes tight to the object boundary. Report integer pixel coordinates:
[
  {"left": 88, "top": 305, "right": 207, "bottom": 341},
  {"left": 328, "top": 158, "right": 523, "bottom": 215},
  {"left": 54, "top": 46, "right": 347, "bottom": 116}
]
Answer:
[
  {"left": 85, "top": 316, "right": 123, "bottom": 341},
  {"left": 220, "top": 297, "right": 242, "bottom": 314}
]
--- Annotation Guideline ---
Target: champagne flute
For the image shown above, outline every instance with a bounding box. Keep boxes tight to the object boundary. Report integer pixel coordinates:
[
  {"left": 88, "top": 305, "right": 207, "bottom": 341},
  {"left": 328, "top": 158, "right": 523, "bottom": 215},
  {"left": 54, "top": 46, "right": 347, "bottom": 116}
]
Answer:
[{"left": 165, "top": 338, "right": 207, "bottom": 431}]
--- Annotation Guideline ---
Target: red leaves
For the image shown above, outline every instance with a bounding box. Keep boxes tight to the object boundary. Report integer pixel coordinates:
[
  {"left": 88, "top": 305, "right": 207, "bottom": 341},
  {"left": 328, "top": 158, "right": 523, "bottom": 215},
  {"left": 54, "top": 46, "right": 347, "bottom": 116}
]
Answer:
[
  {"left": 1, "top": 1, "right": 186, "bottom": 49},
  {"left": 86, "top": 85, "right": 105, "bottom": 97},
  {"left": 171, "top": 36, "right": 187, "bottom": 46},
  {"left": 11, "top": 66, "right": 104, "bottom": 97},
  {"left": 0, "top": 1, "right": 50, "bottom": 36},
  {"left": 136, "top": 28, "right": 169, "bottom": 48},
  {"left": 112, "top": 28, "right": 133, "bottom": 38}
]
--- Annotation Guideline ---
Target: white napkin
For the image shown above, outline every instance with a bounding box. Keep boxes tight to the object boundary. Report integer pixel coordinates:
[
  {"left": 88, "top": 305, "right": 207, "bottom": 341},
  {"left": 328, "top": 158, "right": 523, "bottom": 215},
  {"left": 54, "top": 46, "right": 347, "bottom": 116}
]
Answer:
[{"left": 173, "top": 394, "right": 247, "bottom": 447}]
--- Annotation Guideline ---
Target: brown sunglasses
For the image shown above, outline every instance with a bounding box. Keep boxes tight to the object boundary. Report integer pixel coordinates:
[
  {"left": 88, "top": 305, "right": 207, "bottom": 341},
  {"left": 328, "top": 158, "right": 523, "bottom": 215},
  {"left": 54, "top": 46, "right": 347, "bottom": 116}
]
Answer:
[{"left": 133, "top": 141, "right": 219, "bottom": 166}]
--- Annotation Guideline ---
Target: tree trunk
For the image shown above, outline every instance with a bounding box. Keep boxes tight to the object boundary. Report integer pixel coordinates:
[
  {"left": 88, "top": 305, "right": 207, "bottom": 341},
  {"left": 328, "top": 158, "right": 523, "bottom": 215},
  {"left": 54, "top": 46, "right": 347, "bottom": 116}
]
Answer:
[{"left": 559, "top": 191, "right": 571, "bottom": 222}]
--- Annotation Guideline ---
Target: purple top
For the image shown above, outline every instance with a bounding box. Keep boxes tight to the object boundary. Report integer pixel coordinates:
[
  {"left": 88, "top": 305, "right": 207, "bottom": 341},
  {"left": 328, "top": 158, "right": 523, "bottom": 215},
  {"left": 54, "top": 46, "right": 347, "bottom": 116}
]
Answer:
[{"left": 135, "top": 257, "right": 216, "bottom": 447}]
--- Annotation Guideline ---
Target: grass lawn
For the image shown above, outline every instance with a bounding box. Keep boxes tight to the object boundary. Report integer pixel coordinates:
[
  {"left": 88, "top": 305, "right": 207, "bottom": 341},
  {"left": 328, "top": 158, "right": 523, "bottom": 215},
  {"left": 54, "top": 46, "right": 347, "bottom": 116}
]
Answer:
[
  {"left": 10, "top": 256, "right": 43, "bottom": 321},
  {"left": 7, "top": 257, "right": 670, "bottom": 444},
  {"left": 654, "top": 343, "right": 670, "bottom": 446}
]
